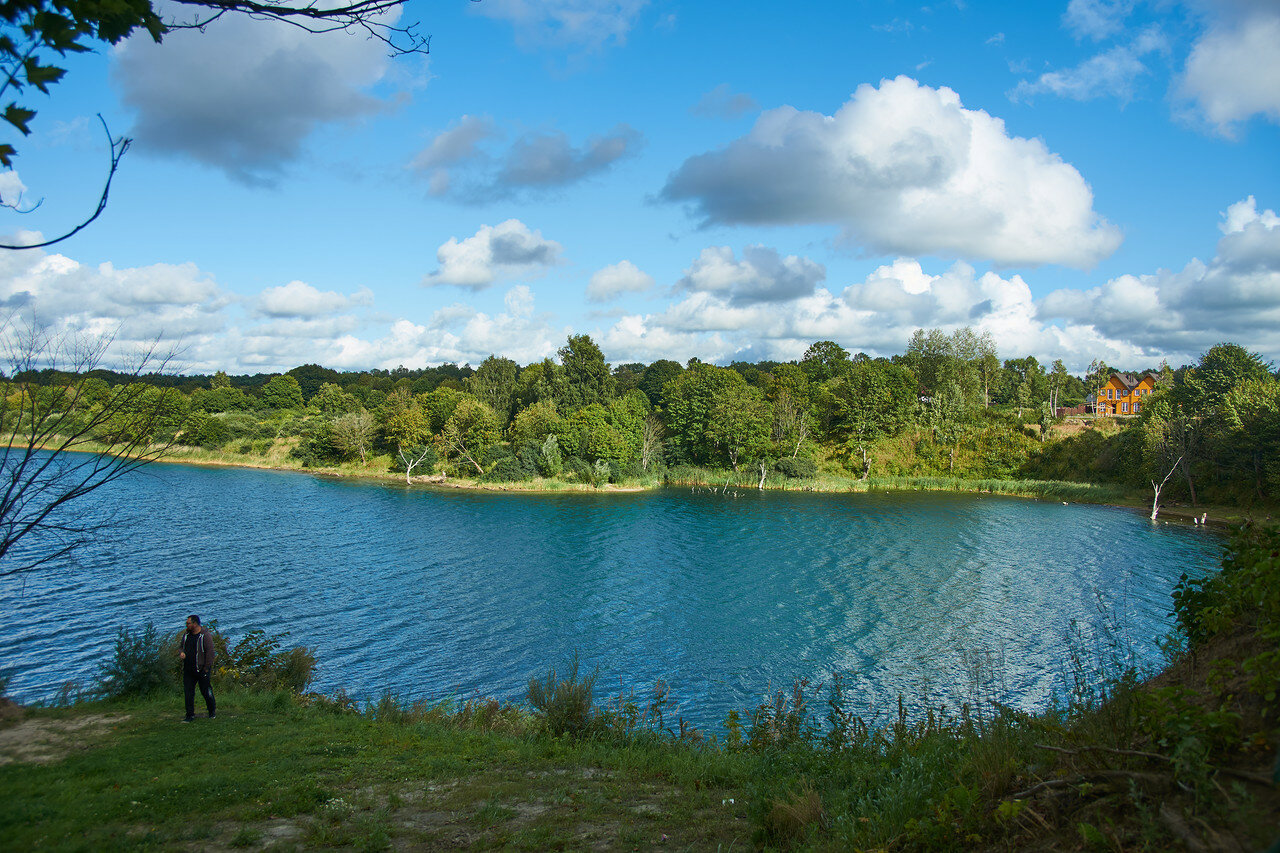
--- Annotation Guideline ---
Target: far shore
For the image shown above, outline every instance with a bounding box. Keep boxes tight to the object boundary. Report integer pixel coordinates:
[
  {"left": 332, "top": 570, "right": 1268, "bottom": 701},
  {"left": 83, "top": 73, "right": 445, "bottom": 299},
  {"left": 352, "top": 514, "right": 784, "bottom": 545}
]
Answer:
[{"left": 132, "top": 445, "right": 1266, "bottom": 529}]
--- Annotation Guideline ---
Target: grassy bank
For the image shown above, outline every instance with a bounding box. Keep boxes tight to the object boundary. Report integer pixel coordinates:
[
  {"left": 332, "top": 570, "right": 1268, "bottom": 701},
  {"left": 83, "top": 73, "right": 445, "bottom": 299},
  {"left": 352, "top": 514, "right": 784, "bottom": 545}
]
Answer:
[{"left": 3, "top": 526, "right": 1278, "bottom": 851}]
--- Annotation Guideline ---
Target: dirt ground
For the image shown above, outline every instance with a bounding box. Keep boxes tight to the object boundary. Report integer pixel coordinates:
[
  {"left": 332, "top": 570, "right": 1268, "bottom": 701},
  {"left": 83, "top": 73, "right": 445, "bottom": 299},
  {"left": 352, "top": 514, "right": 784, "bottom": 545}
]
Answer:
[{"left": 0, "top": 711, "right": 127, "bottom": 765}]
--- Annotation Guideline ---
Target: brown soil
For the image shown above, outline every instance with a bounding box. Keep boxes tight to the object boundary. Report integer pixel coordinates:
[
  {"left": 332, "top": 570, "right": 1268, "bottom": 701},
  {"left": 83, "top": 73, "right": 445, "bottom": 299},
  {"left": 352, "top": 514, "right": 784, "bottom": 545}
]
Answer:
[{"left": 0, "top": 712, "right": 128, "bottom": 765}]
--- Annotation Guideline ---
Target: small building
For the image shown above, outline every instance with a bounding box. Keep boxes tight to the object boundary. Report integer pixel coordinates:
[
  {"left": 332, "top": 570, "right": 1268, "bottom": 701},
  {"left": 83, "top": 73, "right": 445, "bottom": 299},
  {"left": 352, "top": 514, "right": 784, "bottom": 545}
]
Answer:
[{"left": 1093, "top": 371, "right": 1159, "bottom": 416}]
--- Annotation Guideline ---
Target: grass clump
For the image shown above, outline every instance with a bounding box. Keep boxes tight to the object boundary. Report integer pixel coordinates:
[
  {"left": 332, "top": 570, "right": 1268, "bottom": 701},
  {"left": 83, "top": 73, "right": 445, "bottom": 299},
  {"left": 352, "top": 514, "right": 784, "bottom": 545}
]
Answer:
[{"left": 526, "top": 654, "right": 599, "bottom": 737}]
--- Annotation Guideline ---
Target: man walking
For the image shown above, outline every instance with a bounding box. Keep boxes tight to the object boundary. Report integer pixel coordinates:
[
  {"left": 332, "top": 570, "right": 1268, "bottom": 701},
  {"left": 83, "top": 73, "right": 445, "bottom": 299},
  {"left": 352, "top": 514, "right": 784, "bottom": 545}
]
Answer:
[{"left": 179, "top": 614, "right": 216, "bottom": 722}]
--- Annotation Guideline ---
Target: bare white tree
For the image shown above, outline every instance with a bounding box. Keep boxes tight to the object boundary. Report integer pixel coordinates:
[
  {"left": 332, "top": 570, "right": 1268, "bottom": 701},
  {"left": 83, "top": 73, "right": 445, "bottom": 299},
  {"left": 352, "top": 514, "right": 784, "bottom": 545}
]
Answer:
[{"left": 0, "top": 319, "right": 182, "bottom": 576}]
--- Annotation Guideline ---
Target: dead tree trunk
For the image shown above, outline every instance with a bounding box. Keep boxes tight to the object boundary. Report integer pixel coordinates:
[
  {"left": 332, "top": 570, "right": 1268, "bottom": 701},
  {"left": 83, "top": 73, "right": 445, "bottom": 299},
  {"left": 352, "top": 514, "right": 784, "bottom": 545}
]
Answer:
[{"left": 1151, "top": 456, "right": 1181, "bottom": 520}]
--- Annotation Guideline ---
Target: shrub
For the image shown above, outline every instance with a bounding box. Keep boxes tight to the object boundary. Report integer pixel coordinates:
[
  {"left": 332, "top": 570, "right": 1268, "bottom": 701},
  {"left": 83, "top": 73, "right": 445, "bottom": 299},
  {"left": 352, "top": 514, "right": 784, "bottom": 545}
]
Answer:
[
  {"left": 99, "top": 622, "right": 175, "bottom": 699},
  {"left": 526, "top": 654, "right": 599, "bottom": 737},
  {"left": 219, "top": 629, "right": 317, "bottom": 693},
  {"left": 485, "top": 455, "right": 531, "bottom": 482},
  {"left": 775, "top": 457, "right": 817, "bottom": 480}
]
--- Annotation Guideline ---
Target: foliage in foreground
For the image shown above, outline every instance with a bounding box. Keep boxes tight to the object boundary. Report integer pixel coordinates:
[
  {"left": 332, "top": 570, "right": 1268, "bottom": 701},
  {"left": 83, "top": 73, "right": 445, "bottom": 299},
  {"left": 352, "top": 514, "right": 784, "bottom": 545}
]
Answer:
[{"left": 98, "top": 622, "right": 315, "bottom": 700}]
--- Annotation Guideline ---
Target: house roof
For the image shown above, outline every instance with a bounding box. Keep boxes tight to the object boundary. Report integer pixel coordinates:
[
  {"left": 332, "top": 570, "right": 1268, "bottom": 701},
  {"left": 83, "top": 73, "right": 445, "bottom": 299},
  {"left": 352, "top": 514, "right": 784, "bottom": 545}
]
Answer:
[{"left": 1108, "top": 371, "right": 1161, "bottom": 390}]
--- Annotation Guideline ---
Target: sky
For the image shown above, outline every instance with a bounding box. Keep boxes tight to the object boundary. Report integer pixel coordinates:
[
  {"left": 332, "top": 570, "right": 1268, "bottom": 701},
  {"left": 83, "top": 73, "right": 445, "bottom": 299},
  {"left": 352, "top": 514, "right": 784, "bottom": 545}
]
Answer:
[{"left": 1, "top": 0, "right": 1279, "bottom": 376}]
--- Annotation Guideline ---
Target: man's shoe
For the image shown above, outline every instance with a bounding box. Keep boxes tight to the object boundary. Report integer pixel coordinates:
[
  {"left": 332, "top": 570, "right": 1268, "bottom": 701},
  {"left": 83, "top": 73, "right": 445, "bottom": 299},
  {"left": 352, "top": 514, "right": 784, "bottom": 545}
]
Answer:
[
  {"left": 208, "top": 713, "right": 216, "bottom": 719},
  {"left": 182, "top": 717, "right": 194, "bottom": 723}
]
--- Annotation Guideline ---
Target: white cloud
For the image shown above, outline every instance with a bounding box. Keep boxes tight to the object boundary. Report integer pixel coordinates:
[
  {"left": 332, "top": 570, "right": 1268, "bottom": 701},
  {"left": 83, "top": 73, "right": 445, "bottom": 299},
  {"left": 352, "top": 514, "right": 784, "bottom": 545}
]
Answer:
[
  {"left": 1009, "top": 27, "right": 1167, "bottom": 104},
  {"left": 1062, "top": 0, "right": 1133, "bottom": 41},
  {"left": 411, "top": 120, "right": 642, "bottom": 202},
  {"left": 661, "top": 76, "right": 1122, "bottom": 269},
  {"left": 423, "top": 219, "right": 563, "bottom": 290},
  {"left": 256, "top": 281, "right": 374, "bottom": 318},
  {"left": 112, "top": 5, "right": 399, "bottom": 183},
  {"left": 1178, "top": 6, "right": 1280, "bottom": 136},
  {"left": 0, "top": 170, "right": 27, "bottom": 207},
  {"left": 587, "top": 260, "right": 654, "bottom": 302},
  {"left": 1039, "top": 196, "right": 1280, "bottom": 357},
  {"left": 677, "top": 245, "right": 825, "bottom": 305},
  {"left": 472, "top": 0, "right": 649, "bottom": 50}
]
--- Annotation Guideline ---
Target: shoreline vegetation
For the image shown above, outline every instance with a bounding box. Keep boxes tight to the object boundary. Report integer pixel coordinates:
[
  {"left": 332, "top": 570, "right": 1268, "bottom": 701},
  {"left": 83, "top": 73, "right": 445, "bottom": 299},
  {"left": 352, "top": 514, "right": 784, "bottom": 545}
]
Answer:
[
  {"left": 2, "top": 525, "right": 1277, "bottom": 850},
  {"left": 132, "top": 440, "right": 1259, "bottom": 529}
]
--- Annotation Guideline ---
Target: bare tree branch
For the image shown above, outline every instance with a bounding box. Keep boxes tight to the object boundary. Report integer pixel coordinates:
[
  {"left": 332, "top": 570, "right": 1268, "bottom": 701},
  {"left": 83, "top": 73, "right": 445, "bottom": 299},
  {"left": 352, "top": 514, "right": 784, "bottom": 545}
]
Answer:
[
  {"left": 0, "top": 116, "right": 128, "bottom": 251},
  {"left": 0, "top": 316, "right": 183, "bottom": 576}
]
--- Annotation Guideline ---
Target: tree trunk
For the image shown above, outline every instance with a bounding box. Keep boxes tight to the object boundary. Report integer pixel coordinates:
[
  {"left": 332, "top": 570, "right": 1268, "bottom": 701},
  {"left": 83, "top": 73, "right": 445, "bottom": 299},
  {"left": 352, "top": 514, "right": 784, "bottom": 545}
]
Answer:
[
  {"left": 1178, "top": 456, "right": 1197, "bottom": 506},
  {"left": 758, "top": 460, "right": 767, "bottom": 490},
  {"left": 1151, "top": 457, "right": 1181, "bottom": 520}
]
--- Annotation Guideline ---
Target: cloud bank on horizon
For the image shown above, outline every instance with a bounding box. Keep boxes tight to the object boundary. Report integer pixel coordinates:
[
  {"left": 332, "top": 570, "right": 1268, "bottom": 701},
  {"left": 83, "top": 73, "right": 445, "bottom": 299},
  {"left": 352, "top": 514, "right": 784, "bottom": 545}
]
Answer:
[{"left": 2, "top": 0, "right": 1279, "bottom": 375}]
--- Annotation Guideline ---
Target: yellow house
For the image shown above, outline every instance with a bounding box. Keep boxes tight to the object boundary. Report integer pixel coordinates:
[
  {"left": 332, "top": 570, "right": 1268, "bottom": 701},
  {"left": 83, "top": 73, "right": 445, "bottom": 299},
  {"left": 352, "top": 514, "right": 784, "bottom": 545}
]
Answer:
[{"left": 1095, "top": 371, "right": 1159, "bottom": 416}]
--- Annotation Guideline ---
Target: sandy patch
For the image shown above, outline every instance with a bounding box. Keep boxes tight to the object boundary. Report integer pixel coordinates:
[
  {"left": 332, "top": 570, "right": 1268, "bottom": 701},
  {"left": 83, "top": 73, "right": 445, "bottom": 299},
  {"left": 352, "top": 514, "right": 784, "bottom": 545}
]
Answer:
[{"left": 0, "top": 713, "right": 126, "bottom": 765}]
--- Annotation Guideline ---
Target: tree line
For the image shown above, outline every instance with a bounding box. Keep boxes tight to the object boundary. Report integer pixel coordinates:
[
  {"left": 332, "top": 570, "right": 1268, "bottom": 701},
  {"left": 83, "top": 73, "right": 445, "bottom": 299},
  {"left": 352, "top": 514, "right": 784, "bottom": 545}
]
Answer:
[{"left": 7, "top": 329, "right": 1278, "bottom": 506}]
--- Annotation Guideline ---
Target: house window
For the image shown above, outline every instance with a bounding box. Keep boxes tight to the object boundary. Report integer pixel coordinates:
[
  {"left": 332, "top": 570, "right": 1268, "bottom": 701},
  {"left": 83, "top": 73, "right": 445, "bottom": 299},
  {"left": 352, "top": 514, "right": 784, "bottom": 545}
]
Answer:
[
  {"left": 1136, "top": 403, "right": 1142, "bottom": 413},
  {"left": 1122, "top": 403, "right": 1129, "bottom": 413}
]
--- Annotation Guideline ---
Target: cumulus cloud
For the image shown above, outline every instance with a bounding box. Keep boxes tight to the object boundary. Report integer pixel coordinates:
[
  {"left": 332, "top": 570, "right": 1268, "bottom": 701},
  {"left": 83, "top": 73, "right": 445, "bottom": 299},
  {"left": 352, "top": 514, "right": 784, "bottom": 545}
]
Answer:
[
  {"left": 691, "top": 84, "right": 759, "bottom": 119},
  {"left": 1178, "top": 4, "right": 1280, "bottom": 136},
  {"left": 112, "top": 5, "right": 398, "bottom": 183},
  {"left": 472, "top": 0, "right": 648, "bottom": 50},
  {"left": 1009, "top": 27, "right": 1167, "bottom": 104},
  {"left": 423, "top": 219, "right": 563, "bottom": 290},
  {"left": 1062, "top": 0, "right": 1133, "bottom": 41},
  {"left": 256, "top": 281, "right": 374, "bottom": 318},
  {"left": 676, "top": 246, "right": 825, "bottom": 305},
  {"left": 0, "top": 170, "right": 27, "bottom": 207},
  {"left": 587, "top": 260, "right": 654, "bottom": 302},
  {"left": 412, "top": 120, "right": 642, "bottom": 202},
  {"left": 598, "top": 197, "right": 1280, "bottom": 370},
  {"left": 0, "top": 242, "right": 234, "bottom": 364},
  {"left": 660, "top": 76, "right": 1122, "bottom": 269},
  {"left": 1039, "top": 196, "right": 1280, "bottom": 356}
]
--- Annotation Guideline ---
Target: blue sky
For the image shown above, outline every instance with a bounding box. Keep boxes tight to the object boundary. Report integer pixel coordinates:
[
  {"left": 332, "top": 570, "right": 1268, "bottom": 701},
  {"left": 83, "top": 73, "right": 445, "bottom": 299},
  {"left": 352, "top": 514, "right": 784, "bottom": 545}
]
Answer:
[{"left": 2, "top": 0, "right": 1278, "bottom": 374}]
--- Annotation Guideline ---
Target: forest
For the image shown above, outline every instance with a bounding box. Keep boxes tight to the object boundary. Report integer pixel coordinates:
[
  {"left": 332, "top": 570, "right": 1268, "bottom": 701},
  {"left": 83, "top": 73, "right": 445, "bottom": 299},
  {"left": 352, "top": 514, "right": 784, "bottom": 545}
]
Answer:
[{"left": 9, "top": 328, "right": 1280, "bottom": 508}]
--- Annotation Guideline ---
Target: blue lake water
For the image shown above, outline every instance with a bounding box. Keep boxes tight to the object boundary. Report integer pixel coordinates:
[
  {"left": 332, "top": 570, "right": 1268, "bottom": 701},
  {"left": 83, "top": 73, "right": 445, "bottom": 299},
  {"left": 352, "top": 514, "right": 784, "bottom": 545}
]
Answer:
[{"left": 0, "top": 462, "right": 1221, "bottom": 727}]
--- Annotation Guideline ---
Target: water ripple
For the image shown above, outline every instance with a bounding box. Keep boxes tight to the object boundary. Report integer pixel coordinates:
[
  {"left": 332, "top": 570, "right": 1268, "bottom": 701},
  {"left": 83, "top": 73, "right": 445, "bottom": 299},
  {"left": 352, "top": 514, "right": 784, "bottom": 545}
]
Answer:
[{"left": 0, "top": 466, "right": 1222, "bottom": 727}]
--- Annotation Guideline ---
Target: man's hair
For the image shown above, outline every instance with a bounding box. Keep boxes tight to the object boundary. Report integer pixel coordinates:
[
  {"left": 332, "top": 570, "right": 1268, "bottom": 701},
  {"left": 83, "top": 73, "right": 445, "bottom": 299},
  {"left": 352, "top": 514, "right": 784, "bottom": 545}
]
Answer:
[{"left": 187, "top": 614, "right": 201, "bottom": 625}]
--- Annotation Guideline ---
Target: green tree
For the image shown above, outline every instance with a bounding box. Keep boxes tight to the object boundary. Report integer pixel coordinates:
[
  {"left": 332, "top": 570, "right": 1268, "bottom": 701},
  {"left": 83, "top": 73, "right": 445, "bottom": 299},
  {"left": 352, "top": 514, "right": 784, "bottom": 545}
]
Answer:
[
  {"left": 1177, "top": 343, "right": 1273, "bottom": 412},
  {"left": 662, "top": 363, "right": 745, "bottom": 465},
  {"left": 638, "top": 359, "right": 684, "bottom": 409},
  {"left": 437, "top": 397, "right": 500, "bottom": 476},
  {"left": 800, "top": 340, "right": 850, "bottom": 383},
  {"left": 1217, "top": 379, "right": 1280, "bottom": 501},
  {"left": 767, "top": 363, "right": 812, "bottom": 458},
  {"left": 287, "top": 363, "right": 340, "bottom": 400},
  {"left": 559, "top": 334, "right": 614, "bottom": 411},
  {"left": 829, "top": 360, "right": 917, "bottom": 477},
  {"left": 331, "top": 409, "right": 375, "bottom": 465},
  {"left": 512, "top": 358, "right": 564, "bottom": 412},
  {"left": 468, "top": 355, "right": 519, "bottom": 427},
  {"left": 259, "top": 375, "right": 304, "bottom": 410},
  {"left": 376, "top": 388, "right": 430, "bottom": 454},
  {"left": 508, "top": 400, "right": 565, "bottom": 447},
  {"left": 311, "top": 382, "right": 358, "bottom": 416},
  {"left": 707, "top": 381, "right": 771, "bottom": 471}
]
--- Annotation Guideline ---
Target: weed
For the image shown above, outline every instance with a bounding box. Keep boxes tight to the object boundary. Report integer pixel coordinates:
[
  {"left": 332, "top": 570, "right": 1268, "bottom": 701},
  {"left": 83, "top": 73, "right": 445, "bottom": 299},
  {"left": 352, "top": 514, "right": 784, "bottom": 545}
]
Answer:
[{"left": 526, "top": 653, "right": 599, "bottom": 738}]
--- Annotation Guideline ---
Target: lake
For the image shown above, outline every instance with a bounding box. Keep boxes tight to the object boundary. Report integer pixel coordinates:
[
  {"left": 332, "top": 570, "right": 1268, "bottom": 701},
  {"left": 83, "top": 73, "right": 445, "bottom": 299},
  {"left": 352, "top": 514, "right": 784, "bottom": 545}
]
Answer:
[{"left": 0, "top": 462, "right": 1221, "bottom": 728}]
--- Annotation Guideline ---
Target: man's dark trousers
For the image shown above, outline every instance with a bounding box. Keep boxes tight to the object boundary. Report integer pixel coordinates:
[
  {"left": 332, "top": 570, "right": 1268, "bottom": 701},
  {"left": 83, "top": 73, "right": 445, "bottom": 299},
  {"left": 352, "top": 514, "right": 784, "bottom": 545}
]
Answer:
[{"left": 184, "top": 669, "right": 216, "bottom": 719}]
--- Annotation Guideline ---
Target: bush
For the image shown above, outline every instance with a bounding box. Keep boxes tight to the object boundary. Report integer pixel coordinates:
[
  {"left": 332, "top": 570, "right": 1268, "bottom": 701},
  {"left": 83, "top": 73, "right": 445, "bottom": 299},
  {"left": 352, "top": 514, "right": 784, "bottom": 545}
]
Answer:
[
  {"left": 99, "top": 622, "right": 174, "bottom": 699},
  {"left": 219, "top": 629, "right": 316, "bottom": 693},
  {"left": 485, "top": 455, "right": 532, "bottom": 482},
  {"left": 775, "top": 457, "right": 817, "bottom": 480},
  {"left": 562, "top": 456, "right": 590, "bottom": 482},
  {"left": 526, "top": 654, "right": 599, "bottom": 737}
]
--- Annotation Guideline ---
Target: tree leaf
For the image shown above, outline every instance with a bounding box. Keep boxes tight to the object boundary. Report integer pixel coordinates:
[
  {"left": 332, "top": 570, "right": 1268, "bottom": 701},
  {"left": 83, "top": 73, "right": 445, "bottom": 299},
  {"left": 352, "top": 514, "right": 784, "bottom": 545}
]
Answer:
[{"left": 3, "top": 103, "right": 37, "bottom": 136}]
